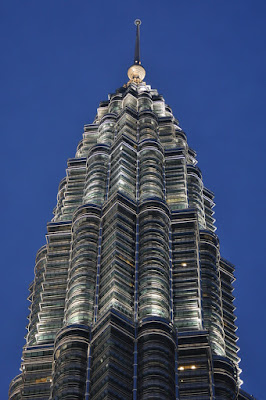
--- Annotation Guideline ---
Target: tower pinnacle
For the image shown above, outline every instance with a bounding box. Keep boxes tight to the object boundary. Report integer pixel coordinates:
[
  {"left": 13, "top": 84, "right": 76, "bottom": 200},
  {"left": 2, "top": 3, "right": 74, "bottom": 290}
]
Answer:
[
  {"left": 127, "top": 19, "right": 146, "bottom": 84},
  {"left": 134, "top": 19, "right": 141, "bottom": 65}
]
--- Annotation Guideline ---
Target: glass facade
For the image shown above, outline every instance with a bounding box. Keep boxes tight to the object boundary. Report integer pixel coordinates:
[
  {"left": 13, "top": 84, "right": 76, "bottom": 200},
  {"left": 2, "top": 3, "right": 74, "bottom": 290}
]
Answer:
[{"left": 9, "top": 23, "right": 256, "bottom": 400}]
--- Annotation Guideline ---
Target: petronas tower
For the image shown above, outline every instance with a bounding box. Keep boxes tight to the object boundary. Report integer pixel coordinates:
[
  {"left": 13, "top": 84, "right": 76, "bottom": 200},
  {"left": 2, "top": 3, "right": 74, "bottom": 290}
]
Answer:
[{"left": 9, "top": 21, "right": 255, "bottom": 400}]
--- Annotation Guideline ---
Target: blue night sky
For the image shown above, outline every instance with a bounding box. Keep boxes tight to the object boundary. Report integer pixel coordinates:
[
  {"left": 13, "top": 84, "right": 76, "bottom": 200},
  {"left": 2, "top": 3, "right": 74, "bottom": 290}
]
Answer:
[{"left": 1, "top": 1, "right": 265, "bottom": 398}]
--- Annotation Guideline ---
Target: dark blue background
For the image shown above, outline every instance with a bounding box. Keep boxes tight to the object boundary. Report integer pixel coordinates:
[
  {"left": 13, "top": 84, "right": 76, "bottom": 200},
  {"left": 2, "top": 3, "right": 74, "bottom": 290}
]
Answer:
[{"left": 1, "top": 1, "right": 265, "bottom": 398}]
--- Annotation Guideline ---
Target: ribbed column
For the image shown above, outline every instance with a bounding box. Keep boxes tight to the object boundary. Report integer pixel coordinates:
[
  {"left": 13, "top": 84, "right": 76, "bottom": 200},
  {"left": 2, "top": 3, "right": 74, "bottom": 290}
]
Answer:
[
  {"left": 36, "top": 222, "right": 72, "bottom": 344},
  {"left": 187, "top": 165, "right": 206, "bottom": 229},
  {"left": 64, "top": 205, "right": 101, "bottom": 325},
  {"left": 203, "top": 187, "right": 216, "bottom": 232},
  {"left": 138, "top": 110, "right": 158, "bottom": 141},
  {"left": 165, "top": 148, "right": 188, "bottom": 210},
  {"left": 109, "top": 94, "right": 122, "bottom": 115},
  {"left": 177, "top": 332, "right": 215, "bottom": 399},
  {"left": 139, "top": 141, "right": 164, "bottom": 202},
  {"left": 138, "top": 200, "right": 170, "bottom": 320},
  {"left": 200, "top": 231, "right": 225, "bottom": 356},
  {"left": 50, "top": 326, "right": 90, "bottom": 400},
  {"left": 158, "top": 118, "right": 176, "bottom": 149},
  {"left": 137, "top": 320, "right": 176, "bottom": 400},
  {"left": 98, "top": 114, "right": 116, "bottom": 145},
  {"left": 52, "top": 177, "right": 67, "bottom": 221},
  {"left": 76, "top": 124, "right": 99, "bottom": 158},
  {"left": 27, "top": 245, "right": 47, "bottom": 346},
  {"left": 20, "top": 345, "right": 54, "bottom": 400},
  {"left": 213, "top": 356, "right": 238, "bottom": 399},
  {"left": 138, "top": 92, "right": 153, "bottom": 112},
  {"left": 60, "top": 158, "right": 87, "bottom": 222},
  {"left": 171, "top": 210, "right": 203, "bottom": 331},
  {"left": 9, "top": 375, "right": 23, "bottom": 400},
  {"left": 83, "top": 144, "right": 110, "bottom": 206},
  {"left": 220, "top": 258, "right": 240, "bottom": 370}
]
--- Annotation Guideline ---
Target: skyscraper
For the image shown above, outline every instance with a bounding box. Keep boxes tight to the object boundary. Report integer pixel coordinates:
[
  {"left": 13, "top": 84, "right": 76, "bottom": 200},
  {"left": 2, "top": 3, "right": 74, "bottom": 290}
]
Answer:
[{"left": 9, "top": 20, "right": 255, "bottom": 400}]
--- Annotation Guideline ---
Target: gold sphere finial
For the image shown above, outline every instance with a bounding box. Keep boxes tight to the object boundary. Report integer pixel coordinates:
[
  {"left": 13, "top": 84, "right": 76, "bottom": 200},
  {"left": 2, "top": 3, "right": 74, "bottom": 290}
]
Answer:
[
  {"left": 127, "top": 64, "right": 146, "bottom": 83},
  {"left": 134, "top": 19, "right": 141, "bottom": 26}
]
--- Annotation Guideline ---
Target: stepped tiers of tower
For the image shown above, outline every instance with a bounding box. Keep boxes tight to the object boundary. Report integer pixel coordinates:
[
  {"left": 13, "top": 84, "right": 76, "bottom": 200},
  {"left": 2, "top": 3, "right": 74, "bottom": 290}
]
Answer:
[{"left": 9, "top": 81, "right": 255, "bottom": 399}]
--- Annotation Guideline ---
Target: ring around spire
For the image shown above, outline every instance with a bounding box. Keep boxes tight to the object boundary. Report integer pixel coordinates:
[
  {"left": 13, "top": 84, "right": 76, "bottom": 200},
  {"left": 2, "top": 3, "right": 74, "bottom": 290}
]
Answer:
[{"left": 127, "top": 19, "right": 146, "bottom": 84}]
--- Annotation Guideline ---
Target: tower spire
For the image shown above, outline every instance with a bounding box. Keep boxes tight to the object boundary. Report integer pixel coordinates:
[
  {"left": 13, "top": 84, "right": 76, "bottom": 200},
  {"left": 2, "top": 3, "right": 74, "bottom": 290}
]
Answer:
[
  {"left": 134, "top": 19, "right": 141, "bottom": 65},
  {"left": 127, "top": 19, "right": 146, "bottom": 84}
]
